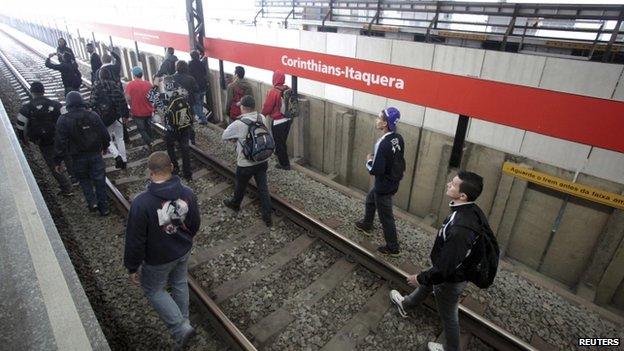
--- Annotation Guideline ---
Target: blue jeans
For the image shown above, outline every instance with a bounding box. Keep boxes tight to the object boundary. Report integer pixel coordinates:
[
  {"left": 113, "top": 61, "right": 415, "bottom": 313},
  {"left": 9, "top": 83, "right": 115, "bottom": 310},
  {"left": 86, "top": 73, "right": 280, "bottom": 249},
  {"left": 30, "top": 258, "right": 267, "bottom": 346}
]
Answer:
[
  {"left": 132, "top": 116, "right": 153, "bottom": 146},
  {"left": 72, "top": 153, "right": 107, "bottom": 213},
  {"left": 193, "top": 91, "right": 206, "bottom": 123},
  {"left": 403, "top": 281, "right": 468, "bottom": 351},
  {"left": 140, "top": 251, "right": 192, "bottom": 341},
  {"left": 363, "top": 190, "right": 399, "bottom": 252}
]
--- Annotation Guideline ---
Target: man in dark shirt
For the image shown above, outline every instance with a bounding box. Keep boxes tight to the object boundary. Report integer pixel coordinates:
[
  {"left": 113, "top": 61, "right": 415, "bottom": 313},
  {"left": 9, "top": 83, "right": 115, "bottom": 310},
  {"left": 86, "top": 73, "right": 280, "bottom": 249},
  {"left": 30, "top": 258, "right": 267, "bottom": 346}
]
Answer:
[
  {"left": 16, "top": 81, "right": 73, "bottom": 196},
  {"left": 188, "top": 50, "right": 207, "bottom": 124},
  {"left": 390, "top": 171, "right": 487, "bottom": 351},
  {"left": 54, "top": 91, "right": 111, "bottom": 216},
  {"left": 86, "top": 42, "right": 102, "bottom": 82},
  {"left": 124, "top": 151, "right": 200, "bottom": 349},
  {"left": 155, "top": 47, "right": 178, "bottom": 77},
  {"left": 355, "top": 107, "right": 405, "bottom": 256}
]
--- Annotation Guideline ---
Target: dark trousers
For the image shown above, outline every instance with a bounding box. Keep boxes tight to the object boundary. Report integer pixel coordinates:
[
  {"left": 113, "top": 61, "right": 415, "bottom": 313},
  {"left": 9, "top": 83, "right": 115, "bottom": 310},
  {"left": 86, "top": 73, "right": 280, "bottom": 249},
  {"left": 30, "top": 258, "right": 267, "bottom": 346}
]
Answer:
[
  {"left": 363, "top": 189, "right": 399, "bottom": 252},
  {"left": 271, "top": 119, "right": 291, "bottom": 167},
  {"left": 39, "top": 144, "right": 72, "bottom": 192},
  {"left": 133, "top": 116, "right": 153, "bottom": 146},
  {"left": 165, "top": 128, "right": 192, "bottom": 178},
  {"left": 72, "top": 153, "right": 108, "bottom": 213},
  {"left": 403, "top": 281, "right": 467, "bottom": 351},
  {"left": 232, "top": 162, "right": 272, "bottom": 223}
]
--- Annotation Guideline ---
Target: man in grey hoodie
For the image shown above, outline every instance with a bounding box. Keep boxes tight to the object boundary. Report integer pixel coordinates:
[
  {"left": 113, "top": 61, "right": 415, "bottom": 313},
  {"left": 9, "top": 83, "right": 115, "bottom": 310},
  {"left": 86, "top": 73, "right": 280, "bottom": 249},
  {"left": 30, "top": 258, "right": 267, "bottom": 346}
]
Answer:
[{"left": 221, "top": 95, "right": 273, "bottom": 227}]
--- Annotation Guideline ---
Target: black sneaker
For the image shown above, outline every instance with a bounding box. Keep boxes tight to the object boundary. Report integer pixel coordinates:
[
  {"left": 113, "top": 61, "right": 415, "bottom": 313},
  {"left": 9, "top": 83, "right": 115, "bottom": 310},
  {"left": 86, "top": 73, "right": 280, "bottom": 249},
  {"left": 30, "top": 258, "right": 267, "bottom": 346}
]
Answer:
[
  {"left": 100, "top": 209, "right": 111, "bottom": 217},
  {"left": 377, "top": 245, "right": 400, "bottom": 257},
  {"left": 263, "top": 218, "right": 273, "bottom": 228},
  {"left": 88, "top": 204, "right": 98, "bottom": 212},
  {"left": 354, "top": 221, "right": 372, "bottom": 234},
  {"left": 183, "top": 174, "right": 193, "bottom": 182},
  {"left": 222, "top": 198, "right": 240, "bottom": 212},
  {"left": 114, "top": 156, "right": 124, "bottom": 169},
  {"left": 71, "top": 178, "right": 80, "bottom": 186},
  {"left": 174, "top": 326, "right": 196, "bottom": 351}
]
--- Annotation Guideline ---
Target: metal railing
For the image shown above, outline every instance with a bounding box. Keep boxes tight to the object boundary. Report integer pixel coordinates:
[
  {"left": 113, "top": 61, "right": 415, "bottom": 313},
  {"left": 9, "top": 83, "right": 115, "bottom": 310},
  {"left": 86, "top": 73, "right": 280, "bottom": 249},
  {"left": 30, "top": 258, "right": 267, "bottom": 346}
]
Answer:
[{"left": 246, "top": 0, "right": 624, "bottom": 62}]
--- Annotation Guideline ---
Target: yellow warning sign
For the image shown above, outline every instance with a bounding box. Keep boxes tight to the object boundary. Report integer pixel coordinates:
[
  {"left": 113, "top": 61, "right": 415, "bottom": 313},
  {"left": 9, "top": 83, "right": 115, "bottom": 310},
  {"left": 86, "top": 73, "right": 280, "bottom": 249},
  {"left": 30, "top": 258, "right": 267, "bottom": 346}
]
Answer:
[{"left": 502, "top": 162, "right": 624, "bottom": 210}]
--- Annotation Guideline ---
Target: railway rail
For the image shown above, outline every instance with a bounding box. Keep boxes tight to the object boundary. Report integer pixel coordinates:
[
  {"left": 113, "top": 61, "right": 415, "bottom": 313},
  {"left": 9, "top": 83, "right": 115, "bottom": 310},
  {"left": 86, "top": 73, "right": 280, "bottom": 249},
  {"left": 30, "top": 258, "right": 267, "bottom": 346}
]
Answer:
[{"left": 0, "top": 27, "right": 537, "bottom": 351}]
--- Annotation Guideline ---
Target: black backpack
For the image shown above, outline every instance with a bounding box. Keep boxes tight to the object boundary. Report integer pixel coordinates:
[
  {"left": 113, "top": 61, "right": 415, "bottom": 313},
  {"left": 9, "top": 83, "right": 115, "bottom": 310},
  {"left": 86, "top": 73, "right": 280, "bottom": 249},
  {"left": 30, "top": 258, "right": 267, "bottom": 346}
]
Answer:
[
  {"left": 279, "top": 88, "right": 299, "bottom": 118},
  {"left": 70, "top": 111, "right": 102, "bottom": 153},
  {"left": 94, "top": 86, "right": 117, "bottom": 127},
  {"left": 459, "top": 209, "right": 500, "bottom": 289},
  {"left": 164, "top": 94, "right": 192, "bottom": 132},
  {"left": 26, "top": 101, "right": 58, "bottom": 145},
  {"left": 240, "top": 114, "right": 275, "bottom": 162},
  {"left": 388, "top": 135, "right": 405, "bottom": 182}
]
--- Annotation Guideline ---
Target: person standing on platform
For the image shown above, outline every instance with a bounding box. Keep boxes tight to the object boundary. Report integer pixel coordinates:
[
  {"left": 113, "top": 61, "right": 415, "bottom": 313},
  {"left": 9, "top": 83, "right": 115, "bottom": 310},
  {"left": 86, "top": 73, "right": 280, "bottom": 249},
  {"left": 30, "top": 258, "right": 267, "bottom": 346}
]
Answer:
[
  {"left": 390, "top": 171, "right": 489, "bottom": 351},
  {"left": 188, "top": 50, "right": 208, "bottom": 124},
  {"left": 221, "top": 95, "right": 273, "bottom": 227},
  {"left": 354, "top": 107, "right": 405, "bottom": 256},
  {"left": 125, "top": 66, "right": 154, "bottom": 150},
  {"left": 86, "top": 42, "right": 102, "bottom": 83},
  {"left": 124, "top": 151, "right": 200, "bottom": 350},
  {"left": 261, "top": 70, "right": 292, "bottom": 170},
  {"left": 224, "top": 66, "right": 253, "bottom": 122},
  {"left": 17, "top": 81, "right": 73, "bottom": 196},
  {"left": 54, "top": 91, "right": 111, "bottom": 216}
]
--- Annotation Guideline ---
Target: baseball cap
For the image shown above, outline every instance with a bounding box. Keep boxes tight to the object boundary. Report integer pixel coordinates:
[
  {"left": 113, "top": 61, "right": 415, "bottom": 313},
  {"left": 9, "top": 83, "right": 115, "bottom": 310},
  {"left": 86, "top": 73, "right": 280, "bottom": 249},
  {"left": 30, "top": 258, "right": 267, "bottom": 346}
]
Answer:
[
  {"left": 383, "top": 107, "right": 400, "bottom": 131},
  {"left": 131, "top": 66, "right": 143, "bottom": 77}
]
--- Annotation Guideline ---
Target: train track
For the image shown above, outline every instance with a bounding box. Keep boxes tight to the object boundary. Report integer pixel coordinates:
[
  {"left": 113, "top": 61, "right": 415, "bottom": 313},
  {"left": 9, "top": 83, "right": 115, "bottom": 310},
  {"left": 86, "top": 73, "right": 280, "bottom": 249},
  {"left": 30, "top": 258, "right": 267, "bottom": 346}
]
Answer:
[{"left": 0, "top": 27, "right": 536, "bottom": 351}]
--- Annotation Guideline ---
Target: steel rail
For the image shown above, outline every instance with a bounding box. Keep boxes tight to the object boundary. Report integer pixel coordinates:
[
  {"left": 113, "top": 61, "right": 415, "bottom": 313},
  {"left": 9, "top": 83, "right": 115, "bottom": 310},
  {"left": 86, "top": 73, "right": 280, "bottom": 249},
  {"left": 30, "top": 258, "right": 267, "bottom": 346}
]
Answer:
[
  {"left": 4, "top": 28, "right": 535, "bottom": 351},
  {"left": 0, "top": 33, "right": 257, "bottom": 351}
]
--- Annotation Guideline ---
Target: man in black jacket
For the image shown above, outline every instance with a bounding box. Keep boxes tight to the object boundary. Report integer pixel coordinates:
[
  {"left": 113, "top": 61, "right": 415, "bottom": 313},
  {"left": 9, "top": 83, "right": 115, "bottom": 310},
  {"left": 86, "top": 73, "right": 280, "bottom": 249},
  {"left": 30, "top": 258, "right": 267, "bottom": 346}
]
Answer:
[
  {"left": 188, "top": 50, "right": 207, "bottom": 124},
  {"left": 390, "top": 171, "right": 486, "bottom": 351},
  {"left": 355, "top": 107, "right": 405, "bottom": 256},
  {"left": 45, "top": 52, "right": 82, "bottom": 96},
  {"left": 124, "top": 151, "right": 200, "bottom": 349},
  {"left": 155, "top": 47, "right": 178, "bottom": 77},
  {"left": 17, "top": 81, "right": 73, "bottom": 196},
  {"left": 54, "top": 91, "right": 111, "bottom": 215},
  {"left": 86, "top": 43, "right": 102, "bottom": 82}
]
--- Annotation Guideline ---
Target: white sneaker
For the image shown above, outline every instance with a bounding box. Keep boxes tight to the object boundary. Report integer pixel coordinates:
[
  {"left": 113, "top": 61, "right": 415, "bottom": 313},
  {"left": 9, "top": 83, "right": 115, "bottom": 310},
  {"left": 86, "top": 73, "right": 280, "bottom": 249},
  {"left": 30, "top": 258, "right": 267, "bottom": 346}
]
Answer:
[
  {"left": 427, "top": 341, "right": 444, "bottom": 351},
  {"left": 389, "top": 289, "right": 407, "bottom": 318}
]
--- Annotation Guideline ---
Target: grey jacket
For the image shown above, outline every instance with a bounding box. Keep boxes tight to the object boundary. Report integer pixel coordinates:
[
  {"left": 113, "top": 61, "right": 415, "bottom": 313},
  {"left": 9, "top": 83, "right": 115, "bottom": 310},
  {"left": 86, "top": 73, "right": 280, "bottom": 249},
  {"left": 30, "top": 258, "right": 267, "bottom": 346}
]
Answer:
[{"left": 221, "top": 111, "right": 268, "bottom": 167}]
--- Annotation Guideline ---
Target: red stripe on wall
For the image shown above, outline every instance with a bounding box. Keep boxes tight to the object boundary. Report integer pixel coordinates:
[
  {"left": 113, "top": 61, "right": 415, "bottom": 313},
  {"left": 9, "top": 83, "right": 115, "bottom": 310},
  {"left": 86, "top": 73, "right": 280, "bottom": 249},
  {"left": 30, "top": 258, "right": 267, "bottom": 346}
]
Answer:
[{"left": 76, "top": 21, "right": 624, "bottom": 153}]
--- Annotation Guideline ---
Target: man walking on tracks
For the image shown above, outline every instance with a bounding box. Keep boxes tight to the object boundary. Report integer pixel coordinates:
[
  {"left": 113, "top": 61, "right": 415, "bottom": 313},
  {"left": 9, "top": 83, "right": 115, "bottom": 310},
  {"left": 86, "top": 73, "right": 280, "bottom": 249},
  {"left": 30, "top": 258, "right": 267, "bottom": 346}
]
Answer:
[
  {"left": 390, "top": 171, "right": 499, "bottom": 351},
  {"left": 54, "top": 91, "right": 111, "bottom": 216},
  {"left": 221, "top": 95, "right": 274, "bottom": 227},
  {"left": 124, "top": 151, "right": 201, "bottom": 350},
  {"left": 224, "top": 66, "right": 253, "bottom": 122},
  {"left": 355, "top": 107, "right": 405, "bottom": 256},
  {"left": 17, "top": 81, "right": 73, "bottom": 196}
]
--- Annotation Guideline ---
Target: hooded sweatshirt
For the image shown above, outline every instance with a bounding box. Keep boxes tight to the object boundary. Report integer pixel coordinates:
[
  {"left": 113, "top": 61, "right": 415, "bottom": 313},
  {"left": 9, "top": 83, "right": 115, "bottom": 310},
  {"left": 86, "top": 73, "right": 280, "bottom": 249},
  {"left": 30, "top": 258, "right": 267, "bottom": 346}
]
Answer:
[
  {"left": 221, "top": 111, "right": 268, "bottom": 167},
  {"left": 155, "top": 53, "right": 178, "bottom": 77},
  {"left": 261, "top": 71, "right": 289, "bottom": 122},
  {"left": 124, "top": 176, "right": 200, "bottom": 273}
]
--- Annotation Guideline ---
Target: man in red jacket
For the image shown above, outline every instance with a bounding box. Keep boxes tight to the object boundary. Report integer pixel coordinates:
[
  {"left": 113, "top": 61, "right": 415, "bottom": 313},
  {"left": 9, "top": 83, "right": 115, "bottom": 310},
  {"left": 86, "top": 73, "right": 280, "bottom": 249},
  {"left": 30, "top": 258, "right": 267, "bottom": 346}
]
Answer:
[{"left": 261, "top": 70, "right": 291, "bottom": 170}]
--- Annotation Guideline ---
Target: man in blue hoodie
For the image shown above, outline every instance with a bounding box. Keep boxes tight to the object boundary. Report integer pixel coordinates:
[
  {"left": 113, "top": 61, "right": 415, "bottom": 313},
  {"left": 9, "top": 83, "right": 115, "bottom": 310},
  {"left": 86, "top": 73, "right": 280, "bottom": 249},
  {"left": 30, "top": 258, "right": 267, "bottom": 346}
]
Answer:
[
  {"left": 355, "top": 107, "right": 405, "bottom": 256},
  {"left": 124, "top": 151, "right": 201, "bottom": 349}
]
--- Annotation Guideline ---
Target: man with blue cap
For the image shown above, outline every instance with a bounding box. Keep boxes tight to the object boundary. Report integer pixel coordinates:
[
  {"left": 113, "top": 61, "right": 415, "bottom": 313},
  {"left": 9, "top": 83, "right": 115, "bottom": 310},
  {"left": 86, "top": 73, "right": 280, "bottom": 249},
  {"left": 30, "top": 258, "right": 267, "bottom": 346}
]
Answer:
[{"left": 355, "top": 107, "right": 405, "bottom": 256}]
